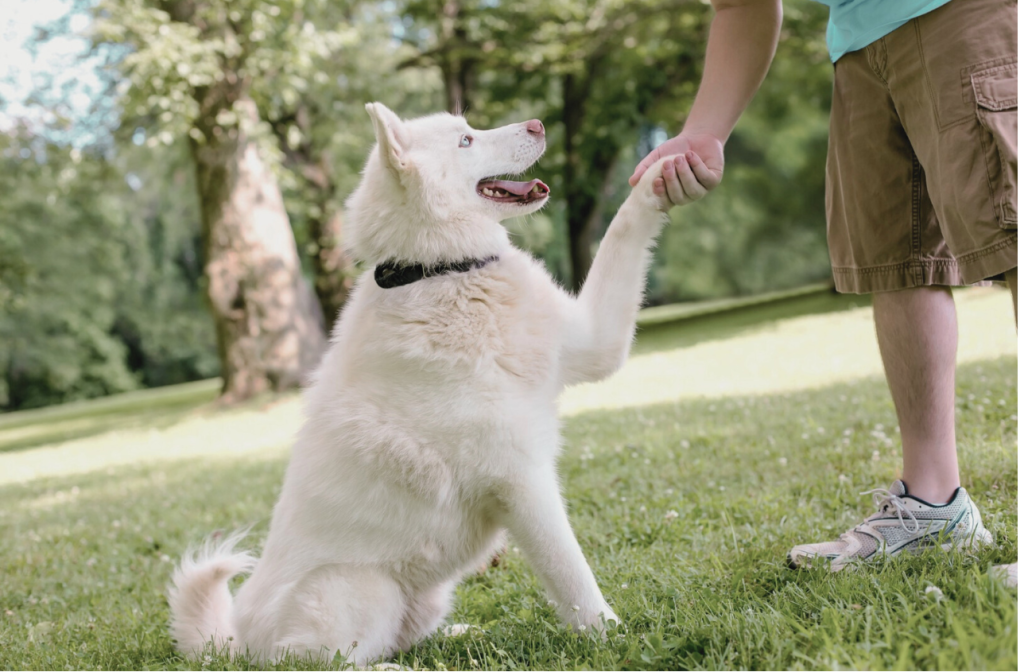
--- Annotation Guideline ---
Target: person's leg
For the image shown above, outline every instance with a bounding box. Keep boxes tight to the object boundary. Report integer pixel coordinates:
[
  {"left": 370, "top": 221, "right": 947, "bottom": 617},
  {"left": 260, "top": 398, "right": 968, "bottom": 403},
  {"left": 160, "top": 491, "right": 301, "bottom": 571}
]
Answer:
[
  {"left": 993, "top": 268, "right": 1017, "bottom": 585},
  {"left": 1007, "top": 268, "right": 1017, "bottom": 324},
  {"left": 873, "top": 287, "right": 960, "bottom": 504}
]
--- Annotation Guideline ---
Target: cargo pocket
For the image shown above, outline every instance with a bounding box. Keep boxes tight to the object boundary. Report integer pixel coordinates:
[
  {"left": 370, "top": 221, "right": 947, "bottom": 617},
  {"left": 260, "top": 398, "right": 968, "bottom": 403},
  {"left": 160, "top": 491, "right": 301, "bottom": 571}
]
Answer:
[{"left": 972, "top": 64, "right": 1017, "bottom": 228}]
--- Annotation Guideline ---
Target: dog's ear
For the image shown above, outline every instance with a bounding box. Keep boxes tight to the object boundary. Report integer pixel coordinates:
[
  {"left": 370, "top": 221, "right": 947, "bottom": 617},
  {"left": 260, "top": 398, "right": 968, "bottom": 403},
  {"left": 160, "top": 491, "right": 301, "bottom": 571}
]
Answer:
[{"left": 365, "top": 102, "right": 409, "bottom": 176}]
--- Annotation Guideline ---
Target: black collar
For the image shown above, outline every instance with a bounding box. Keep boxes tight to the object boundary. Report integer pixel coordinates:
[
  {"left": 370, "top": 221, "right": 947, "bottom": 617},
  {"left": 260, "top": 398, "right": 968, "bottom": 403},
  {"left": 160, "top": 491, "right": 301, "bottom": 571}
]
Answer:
[{"left": 374, "top": 255, "right": 499, "bottom": 289}]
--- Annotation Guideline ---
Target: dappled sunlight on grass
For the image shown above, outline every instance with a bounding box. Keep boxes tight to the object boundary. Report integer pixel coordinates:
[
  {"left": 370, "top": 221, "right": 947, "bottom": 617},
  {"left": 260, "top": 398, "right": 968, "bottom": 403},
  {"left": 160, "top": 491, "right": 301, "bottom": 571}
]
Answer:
[
  {"left": 0, "top": 380, "right": 221, "bottom": 452},
  {"left": 0, "top": 287, "right": 1015, "bottom": 489},
  {"left": 561, "top": 287, "right": 1016, "bottom": 416},
  {"left": 0, "top": 395, "right": 301, "bottom": 486}
]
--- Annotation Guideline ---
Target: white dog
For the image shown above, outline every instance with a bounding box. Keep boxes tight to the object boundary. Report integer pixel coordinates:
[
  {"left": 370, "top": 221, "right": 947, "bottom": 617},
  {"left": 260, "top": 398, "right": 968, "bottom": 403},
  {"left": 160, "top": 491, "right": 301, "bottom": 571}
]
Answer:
[{"left": 169, "top": 102, "right": 673, "bottom": 666}]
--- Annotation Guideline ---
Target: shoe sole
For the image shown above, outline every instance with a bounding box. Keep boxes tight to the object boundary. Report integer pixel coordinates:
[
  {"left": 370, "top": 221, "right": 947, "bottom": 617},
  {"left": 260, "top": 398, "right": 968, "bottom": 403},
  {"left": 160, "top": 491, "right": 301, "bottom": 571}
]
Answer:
[{"left": 787, "top": 526, "right": 994, "bottom": 571}]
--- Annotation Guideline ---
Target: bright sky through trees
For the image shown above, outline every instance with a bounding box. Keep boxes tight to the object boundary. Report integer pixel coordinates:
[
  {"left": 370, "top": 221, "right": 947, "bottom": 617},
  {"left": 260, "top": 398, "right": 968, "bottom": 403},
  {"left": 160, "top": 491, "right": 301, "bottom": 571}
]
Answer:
[{"left": 0, "top": 0, "right": 100, "bottom": 136}]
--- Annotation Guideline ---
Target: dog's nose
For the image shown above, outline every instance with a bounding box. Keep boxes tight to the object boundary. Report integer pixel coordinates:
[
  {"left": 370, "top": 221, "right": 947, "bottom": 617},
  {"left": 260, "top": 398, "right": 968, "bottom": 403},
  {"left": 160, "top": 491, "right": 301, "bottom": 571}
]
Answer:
[{"left": 526, "top": 119, "right": 544, "bottom": 136}]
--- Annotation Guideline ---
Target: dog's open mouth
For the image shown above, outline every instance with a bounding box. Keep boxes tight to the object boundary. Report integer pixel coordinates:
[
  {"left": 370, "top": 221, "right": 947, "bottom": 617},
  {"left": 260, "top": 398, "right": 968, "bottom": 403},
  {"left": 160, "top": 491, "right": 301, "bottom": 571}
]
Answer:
[{"left": 477, "top": 178, "right": 549, "bottom": 204}]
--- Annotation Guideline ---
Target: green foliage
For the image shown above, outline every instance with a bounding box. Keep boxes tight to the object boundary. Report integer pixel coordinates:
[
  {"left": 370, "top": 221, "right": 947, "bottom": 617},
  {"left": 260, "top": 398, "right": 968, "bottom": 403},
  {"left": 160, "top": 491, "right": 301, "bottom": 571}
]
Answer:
[
  {"left": 0, "top": 132, "right": 138, "bottom": 410},
  {"left": 652, "top": 1, "right": 834, "bottom": 301},
  {"left": 0, "top": 131, "right": 217, "bottom": 411},
  {"left": 109, "top": 141, "right": 220, "bottom": 389}
]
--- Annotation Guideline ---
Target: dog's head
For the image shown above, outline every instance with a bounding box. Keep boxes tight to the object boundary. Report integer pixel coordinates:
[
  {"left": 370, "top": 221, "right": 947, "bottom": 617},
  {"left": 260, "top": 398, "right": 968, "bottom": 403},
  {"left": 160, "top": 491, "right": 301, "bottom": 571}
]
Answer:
[{"left": 345, "top": 103, "right": 549, "bottom": 265}]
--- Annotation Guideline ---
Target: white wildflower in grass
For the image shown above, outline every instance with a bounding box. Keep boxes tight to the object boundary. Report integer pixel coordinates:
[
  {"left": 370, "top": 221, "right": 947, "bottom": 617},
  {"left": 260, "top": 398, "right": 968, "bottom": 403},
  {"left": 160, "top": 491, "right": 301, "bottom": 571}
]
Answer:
[
  {"left": 839, "top": 474, "right": 850, "bottom": 484},
  {"left": 843, "top": 428, "right": 853, "bottom": 436},
  {"left": 779, "top": 457, "right": 788, "bottom": 466},
  {"left": 801, "top": 433, "right": 809, "bottom": 440},
  {"left": 621, "top": 583, "right": 628, "bottom": 589},
  {"left": 871, "top": 450, "right": 880, "bottom": 462},
  {"left": 925, "top": 585, "right": 944, "bottom": 601},
  {"left": 817, "top": 427, "right": 825, "bottom": 434},
  {"left": 680, "top": 439, "right": 690, "bottom": 449},
  {"left": 664, "top": 510, "right": 679, "bottom": 521},
  {"left": 665, "top": 488, "right": 674, "bottom": 495},
  {"left": 639, "top": 506, "right": 646, "bottom": 513}
]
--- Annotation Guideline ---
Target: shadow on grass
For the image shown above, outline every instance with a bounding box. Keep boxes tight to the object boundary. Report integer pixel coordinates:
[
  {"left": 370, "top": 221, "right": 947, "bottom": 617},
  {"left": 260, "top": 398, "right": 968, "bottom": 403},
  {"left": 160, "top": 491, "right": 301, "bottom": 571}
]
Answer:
[
  {"left": 0, "top": 356, "right": 1015, "bottom": 670},
  {"left": 634, "top": 290, "right": 871, "bottom": 356},
  {"left": 0, "top": 382, "right": 299, "bottom": 455}
]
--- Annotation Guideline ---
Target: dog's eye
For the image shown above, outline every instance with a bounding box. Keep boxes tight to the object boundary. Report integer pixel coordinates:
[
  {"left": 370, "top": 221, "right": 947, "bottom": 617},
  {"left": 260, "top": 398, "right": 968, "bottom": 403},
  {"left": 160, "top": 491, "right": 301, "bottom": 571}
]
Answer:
[{"left": 459, "top": 135, "right": 473, "bottom": 148}]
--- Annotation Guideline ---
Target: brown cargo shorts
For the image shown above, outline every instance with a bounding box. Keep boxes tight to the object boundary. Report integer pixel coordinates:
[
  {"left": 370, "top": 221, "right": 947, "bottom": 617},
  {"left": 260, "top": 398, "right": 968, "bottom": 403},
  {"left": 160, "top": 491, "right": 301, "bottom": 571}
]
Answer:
[{"left": 826, "top": 0, "right": 1018, "bottom": 294}]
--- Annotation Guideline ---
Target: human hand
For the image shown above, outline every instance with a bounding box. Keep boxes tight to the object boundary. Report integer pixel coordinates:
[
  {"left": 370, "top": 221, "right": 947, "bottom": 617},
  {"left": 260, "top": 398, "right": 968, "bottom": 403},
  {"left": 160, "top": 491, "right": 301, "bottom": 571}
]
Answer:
[{"left": 628, "top": 132, "right": 724, "bottom": 207}]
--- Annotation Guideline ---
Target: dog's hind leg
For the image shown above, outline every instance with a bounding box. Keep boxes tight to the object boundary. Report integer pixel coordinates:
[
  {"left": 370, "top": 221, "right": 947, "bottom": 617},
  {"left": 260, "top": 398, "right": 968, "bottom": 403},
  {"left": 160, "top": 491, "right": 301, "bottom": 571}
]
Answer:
[
  {"left": 273, "top": 564, "right": 406, "bottom": 667},
  {"left": 394, "top": 580, "right": 457, "bottom": 651}
]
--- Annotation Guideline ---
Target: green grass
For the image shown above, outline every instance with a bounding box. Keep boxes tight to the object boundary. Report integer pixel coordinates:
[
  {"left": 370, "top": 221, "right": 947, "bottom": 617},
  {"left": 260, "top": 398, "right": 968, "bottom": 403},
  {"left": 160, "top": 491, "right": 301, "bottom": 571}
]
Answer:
[{"left": 0, "top": 287, "right": 1017, "bottom": 670}]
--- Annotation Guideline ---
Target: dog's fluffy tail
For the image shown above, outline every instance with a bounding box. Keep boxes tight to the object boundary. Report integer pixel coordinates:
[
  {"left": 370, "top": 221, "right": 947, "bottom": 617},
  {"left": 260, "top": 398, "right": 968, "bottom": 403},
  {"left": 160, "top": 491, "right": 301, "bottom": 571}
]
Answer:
[{"left": 168, "top": 530, "right": 256, "bottom": 655}]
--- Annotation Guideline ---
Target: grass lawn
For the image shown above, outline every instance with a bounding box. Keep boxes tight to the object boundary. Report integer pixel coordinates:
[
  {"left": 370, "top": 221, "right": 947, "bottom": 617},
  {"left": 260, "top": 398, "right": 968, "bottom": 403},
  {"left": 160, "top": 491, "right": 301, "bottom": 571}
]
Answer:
[{"left": 0, "top": 287, "right": 1017, "bottom": 670}]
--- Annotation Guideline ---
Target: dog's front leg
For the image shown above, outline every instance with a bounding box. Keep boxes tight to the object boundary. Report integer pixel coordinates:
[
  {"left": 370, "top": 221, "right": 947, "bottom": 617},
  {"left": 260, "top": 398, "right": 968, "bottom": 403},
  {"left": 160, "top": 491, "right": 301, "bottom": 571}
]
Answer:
[
  {"left": 499, "top": 469, "right": 617, "bottom": 630},
  {"left": 560, "top": 158, "right": 676, "bottom": 385}
]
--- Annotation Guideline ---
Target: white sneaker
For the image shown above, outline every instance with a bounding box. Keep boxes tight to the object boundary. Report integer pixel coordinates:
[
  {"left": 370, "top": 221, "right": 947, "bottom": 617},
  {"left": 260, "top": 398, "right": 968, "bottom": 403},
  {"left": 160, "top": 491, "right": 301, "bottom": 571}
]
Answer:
[{"left": 788, "top": 480, "right": 994, "bottom": 571}]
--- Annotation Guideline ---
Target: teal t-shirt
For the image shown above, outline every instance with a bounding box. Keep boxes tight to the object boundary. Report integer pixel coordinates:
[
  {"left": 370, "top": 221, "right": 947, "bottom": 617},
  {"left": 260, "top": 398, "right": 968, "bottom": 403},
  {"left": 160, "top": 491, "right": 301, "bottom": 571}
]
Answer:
[{"left": 814, "top": 0, "right": 954, "bottom": 62}]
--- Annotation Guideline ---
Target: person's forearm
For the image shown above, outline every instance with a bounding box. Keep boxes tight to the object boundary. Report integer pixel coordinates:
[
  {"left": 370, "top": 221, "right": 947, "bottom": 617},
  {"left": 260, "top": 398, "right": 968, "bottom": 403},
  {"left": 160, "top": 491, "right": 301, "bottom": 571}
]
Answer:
[{"left": 682, "top": 0, "right": 782, "bottom": 142}]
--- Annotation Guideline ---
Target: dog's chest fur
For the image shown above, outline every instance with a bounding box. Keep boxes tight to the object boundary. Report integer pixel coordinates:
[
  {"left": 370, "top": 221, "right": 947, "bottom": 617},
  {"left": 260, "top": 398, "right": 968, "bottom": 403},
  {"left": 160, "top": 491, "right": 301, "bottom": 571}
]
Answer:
[{"left": 262, "top": 249, "right": 567, "bottom": 585}]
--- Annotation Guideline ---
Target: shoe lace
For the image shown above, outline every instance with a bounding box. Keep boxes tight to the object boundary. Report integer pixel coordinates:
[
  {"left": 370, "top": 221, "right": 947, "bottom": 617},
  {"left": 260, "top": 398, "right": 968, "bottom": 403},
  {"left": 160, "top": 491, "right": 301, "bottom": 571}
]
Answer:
[{"left": 858, "top": 488, "right": 920, "bottom": 534}]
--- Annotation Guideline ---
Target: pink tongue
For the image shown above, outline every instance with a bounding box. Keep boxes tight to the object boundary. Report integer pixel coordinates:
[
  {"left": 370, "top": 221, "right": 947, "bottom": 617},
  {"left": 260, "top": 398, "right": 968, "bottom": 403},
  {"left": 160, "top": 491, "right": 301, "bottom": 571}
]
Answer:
[{"left": 487, "top": 179, "right": 548, "bottom": 196}]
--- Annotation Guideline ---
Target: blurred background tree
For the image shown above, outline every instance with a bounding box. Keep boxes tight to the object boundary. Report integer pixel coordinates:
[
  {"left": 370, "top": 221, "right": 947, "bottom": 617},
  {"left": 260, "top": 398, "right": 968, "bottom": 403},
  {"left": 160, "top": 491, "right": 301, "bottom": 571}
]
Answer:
[
  {"left": 0, "top": 0, "right": 831, "bottom": 411},
  {"left": 91, "top": 0, "right": 333, "bottom": 403}
]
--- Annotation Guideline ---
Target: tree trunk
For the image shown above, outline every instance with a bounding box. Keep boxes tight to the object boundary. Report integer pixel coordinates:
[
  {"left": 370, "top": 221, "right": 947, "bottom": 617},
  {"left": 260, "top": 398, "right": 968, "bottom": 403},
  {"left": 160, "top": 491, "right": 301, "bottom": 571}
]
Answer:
[
  {"left": 440, "top": 0, "right": 476, "bottom": 113},
  {"left": 190, "top": 97, "right": 326, "bottom": 403},
  {"left": 566, "top": 156, "right": 618, "bottom": 291},
  {"left": 562, "top": 70, "right": 621, "bottom": 292},
  {"left": 308, "top": 201, "right": 354, "bottom": 330},
  {"left": 267, "top": 105, "right": 357, "bottom": 331}
]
